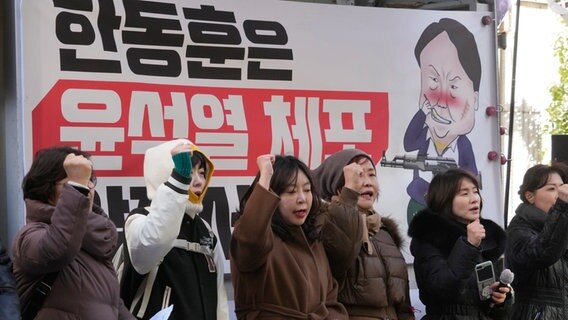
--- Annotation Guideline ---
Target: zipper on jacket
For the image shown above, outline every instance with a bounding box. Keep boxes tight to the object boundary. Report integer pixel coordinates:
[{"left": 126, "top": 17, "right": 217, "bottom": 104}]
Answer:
[{"left": 162, "top": 286, "right": 172, "bottom": 310}]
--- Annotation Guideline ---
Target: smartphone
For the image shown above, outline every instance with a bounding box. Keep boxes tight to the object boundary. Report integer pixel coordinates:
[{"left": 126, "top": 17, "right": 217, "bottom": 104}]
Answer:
[{"left": 475, "top": 261, "right": 495, "bottom": 300}]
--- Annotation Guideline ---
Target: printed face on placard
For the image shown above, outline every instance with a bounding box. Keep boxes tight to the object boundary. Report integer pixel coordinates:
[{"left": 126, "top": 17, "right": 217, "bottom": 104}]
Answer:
[{"left": 419, "top": 32, "right": 478, "bottom": 153}]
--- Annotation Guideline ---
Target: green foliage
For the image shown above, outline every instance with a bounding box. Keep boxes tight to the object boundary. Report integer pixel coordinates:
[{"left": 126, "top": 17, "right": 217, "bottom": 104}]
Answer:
[{"left": 546, "top": 29, "right": 568, "bottom": 134}]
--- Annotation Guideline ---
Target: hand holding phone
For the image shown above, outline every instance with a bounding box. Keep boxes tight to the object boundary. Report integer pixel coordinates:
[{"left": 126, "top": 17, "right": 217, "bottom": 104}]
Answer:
[{"left": 475, "top": 261, "right": 495, "bottom": 300}]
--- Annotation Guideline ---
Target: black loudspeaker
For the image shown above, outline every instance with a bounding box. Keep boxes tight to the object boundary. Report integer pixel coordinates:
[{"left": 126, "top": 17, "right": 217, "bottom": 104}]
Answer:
[{"left": 551, "top": 135, "right": 568, "bottom": 163}]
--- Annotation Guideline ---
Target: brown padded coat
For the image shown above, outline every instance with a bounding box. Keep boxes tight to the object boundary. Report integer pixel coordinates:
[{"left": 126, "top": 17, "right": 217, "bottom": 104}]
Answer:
[
  {"left": 339, "top": 213, "right": 414, "bottom": 320},
  {"left": 12, "top": 185, "right": 134, "bottom": 320},
  {"left": 230, "top": 184, "right": 349, "bottom": 319},
  {"left": 312, "top": 148, "right": 414, "bottom": 319}
]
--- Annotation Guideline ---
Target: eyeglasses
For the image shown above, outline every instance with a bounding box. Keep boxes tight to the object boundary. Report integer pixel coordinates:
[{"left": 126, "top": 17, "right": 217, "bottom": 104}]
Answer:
[{"left": 89, "top": 174, "right": 97, "bottom": 189}]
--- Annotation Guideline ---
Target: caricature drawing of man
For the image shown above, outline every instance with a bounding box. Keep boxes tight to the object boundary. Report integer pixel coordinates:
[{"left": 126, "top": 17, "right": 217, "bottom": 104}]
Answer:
[{"left": 404, "top": 18, "right": 481, "bottom": 222}]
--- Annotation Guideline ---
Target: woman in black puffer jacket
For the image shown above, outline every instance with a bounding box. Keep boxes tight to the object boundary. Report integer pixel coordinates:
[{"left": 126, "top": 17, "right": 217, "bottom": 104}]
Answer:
[
  {"left": 506, "top": 163, "right": 568, "bottom": 320},
  {"left": 408, "top": 169, "right": 510, "bottom": 319}
]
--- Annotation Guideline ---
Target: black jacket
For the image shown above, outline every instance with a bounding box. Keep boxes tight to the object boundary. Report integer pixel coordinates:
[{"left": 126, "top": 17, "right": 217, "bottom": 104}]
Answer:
[
  {"left": 0, "top": 237, "right": 20, "bottom": 320},
  {"left": 408, "top": 209, "right": 508, "bottom": 320},
  {"left": 122, "top": 208, "right": 219, "bottom": 320},
  {"left": 506, "top": 200, "right": 568, "bottom": 320}
]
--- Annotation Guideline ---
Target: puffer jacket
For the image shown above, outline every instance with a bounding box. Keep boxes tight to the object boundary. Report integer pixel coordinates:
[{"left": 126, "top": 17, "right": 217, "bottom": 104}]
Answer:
[
  {"left": 408, "top": 209, "right": 509, "bottom": 320},
  {"left": 0, "top": 237, "right": 19, "bottom": 320},
  {"left": 338, "top": 210, "right": 413, "bottom": 320},
  {"left": 312, "top": 147, "right": 413, "bottom": 319},
  {"left": 506, "top": 200, "right": 568, "bottom": 320},
  {"left": 317, "top": 187, "right": 364, "bottom": 279},
  {"left": 12, "top": 185, "right": 134, "bottom": 320}
]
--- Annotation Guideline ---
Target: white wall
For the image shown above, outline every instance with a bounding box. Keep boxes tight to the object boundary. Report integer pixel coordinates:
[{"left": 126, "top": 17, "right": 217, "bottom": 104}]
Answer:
[{"left": 500, "top": 1, "right": 567, "bottom": 223}]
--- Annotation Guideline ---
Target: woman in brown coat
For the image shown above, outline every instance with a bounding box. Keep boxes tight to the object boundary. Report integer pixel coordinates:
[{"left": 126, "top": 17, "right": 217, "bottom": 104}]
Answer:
[
  {"left": 313, "top": 149, "right": 415, "bottom": 320},
  {"left": 12, "top": 146, "right": 134, "bottom": 320},
  {"left": 230, "top": 154, "right": 350, "bottom": 319}
]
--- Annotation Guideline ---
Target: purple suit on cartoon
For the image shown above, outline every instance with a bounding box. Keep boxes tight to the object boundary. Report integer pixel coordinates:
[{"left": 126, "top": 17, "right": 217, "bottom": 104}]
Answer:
[{"left": 404, "top": 110, "right": 478, "bottom": 206}]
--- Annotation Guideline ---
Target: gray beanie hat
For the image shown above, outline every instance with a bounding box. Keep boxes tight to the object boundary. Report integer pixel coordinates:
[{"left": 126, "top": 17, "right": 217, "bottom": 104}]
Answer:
[{"left": 312, "top": 149, "right": 374, "bottom": 201}]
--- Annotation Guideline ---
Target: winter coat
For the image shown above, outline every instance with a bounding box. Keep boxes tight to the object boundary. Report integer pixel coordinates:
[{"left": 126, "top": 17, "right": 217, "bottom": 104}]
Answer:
[
  {"left": 12, "top": 185, "right": 134, "bottom": 320},
  {"left": 123, "top": 139, "right": 228, "bottom": 320},
  {"left": 339, "top": 212, "right": 414, "bottom": 320},
  {"left": 318, "top": 188, "right": 364, "bottom": 280},
  {"left": 408, "top": 209, "right": 509, "bottom": 320},
  {"left": 230, "top": 184, "right": 349, "bottom": 319},
  {"left": 312, "top": 147, "right": 414, "bottom": 319},
  {"left": 506, "top": 200, "right": 568, "bottom": 320},
  {"left": 0, "top": 237, "right": 19, "bottom": 320}
]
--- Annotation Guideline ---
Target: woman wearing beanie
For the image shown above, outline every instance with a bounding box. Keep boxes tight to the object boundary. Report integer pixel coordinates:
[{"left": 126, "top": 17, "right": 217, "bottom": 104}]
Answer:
[{"left": 313, "top": 149, "right": 414, "bottom": 320}]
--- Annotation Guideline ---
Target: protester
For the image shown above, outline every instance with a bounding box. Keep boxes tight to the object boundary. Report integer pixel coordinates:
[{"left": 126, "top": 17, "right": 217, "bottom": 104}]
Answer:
[
  {"left": 0, "top": 236, "right": 19, "bottom": 319},
  {"left": 121, "top": 139, "right": 228, "bottom": 320},
  {"left": 12, "top": 146, "right": 134, "bottom": 319},
  {"left": 231, "top": 154, "right": 349, "bottom": 319},
  {"left": 313, "top": 148, "right": 414, "bottom": 319},
  {"left": 506, "top": 163, "right": 568, "bottom": 320},
  {"left": 408, "top": 168, "right": 510, "bottom": 319}
]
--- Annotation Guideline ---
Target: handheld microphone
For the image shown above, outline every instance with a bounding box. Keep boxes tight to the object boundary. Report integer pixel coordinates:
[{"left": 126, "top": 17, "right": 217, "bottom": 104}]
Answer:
[
  {"left": 490, "top": 269, "right": 514, "bottom": 307},
  {"left": 499, "top": 269, "right": 514, "bottom": 288}
]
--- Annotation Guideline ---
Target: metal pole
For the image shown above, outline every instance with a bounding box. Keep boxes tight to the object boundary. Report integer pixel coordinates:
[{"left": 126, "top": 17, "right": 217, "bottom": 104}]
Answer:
[{"left": 503, "top": 0, "right": 522, "bottom": 227}]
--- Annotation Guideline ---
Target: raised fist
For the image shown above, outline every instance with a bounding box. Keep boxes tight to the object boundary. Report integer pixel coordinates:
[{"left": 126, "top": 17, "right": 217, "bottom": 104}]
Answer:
[
  {"left": 343, "top": 162, "right": 364, "bottom": 194},
  {"left": 466, "top": 219, "right": 486, "bottom": 247},
  {"left": 170, "top": 142, "right": 193, "bottom": 156},
  {"left": 63, "top": 153, "right": 92, "bottom": 187},
  {"left": 256, "top": 154, "right": 275, "bottom": 189}
]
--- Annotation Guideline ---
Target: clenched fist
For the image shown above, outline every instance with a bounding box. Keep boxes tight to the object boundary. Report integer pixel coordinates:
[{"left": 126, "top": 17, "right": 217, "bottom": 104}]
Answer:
[
  {"left": 63, "top": 153, "right": 92, "bottom": 187},
  {"left": 467, "top": 219, "right": 486, "bottom": 247},
  {"left": 170, "top": 142, "right": 193, "bottom": 156},
  {"left": 343, "top": 162, "right": 364, "bottom": 194},
  {"left": 257, "top": 154, "right": 275, "bottom": 189},
  {"left": 558, "top": 183, "right": 568, "bottom": 203}
]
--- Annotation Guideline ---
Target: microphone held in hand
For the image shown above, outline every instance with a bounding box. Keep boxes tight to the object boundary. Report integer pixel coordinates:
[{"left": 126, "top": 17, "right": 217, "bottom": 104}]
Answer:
[
  {"left": 489, "top": 268, "right": 515, "bottom": 307},
  {"left": 499, "top": 269, "right": 514, "bottom": 288}
]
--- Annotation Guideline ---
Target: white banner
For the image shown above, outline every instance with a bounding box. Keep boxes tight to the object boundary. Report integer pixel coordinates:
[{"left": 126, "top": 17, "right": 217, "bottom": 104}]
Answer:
[{"left": 20, "top": 0, "right": 501, "bottom": 267}]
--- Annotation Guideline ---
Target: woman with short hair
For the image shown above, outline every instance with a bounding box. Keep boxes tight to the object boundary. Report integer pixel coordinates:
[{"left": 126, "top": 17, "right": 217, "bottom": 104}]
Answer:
[
  {"left": 408, "top": 168, "right": 510, "bottom": 319},
  {"left": 506, "top": 163, "right": 568, "bottom": 320},
  {"left": 12, "top": 146, "right": 134, "bottom": 320}
]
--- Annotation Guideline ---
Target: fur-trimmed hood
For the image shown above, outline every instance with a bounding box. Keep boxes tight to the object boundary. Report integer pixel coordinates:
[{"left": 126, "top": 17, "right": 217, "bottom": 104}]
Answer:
[
  {"left": 318, "top": 198, "right": 405, "bottom": 250},
  {"left": 408, "top": 209, "right": 506, "bottom": 261},
  {"left": 381, "top": 216, "right": 405, "bottom": 249}
]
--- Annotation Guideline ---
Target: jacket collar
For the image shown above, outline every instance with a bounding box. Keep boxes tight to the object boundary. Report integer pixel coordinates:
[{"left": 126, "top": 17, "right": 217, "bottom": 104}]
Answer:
[
  {"left": 514, "top": 203, "right": 547, "bottom": 231},
  {"left": 24, "top": 198, "right": 54, "bottom": 224},
  {"left": 408, "top": 208, "right": 506, "bottom": 261},
  {"left": 24, "top": 185, "right": 105, "bottom": 224}
]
